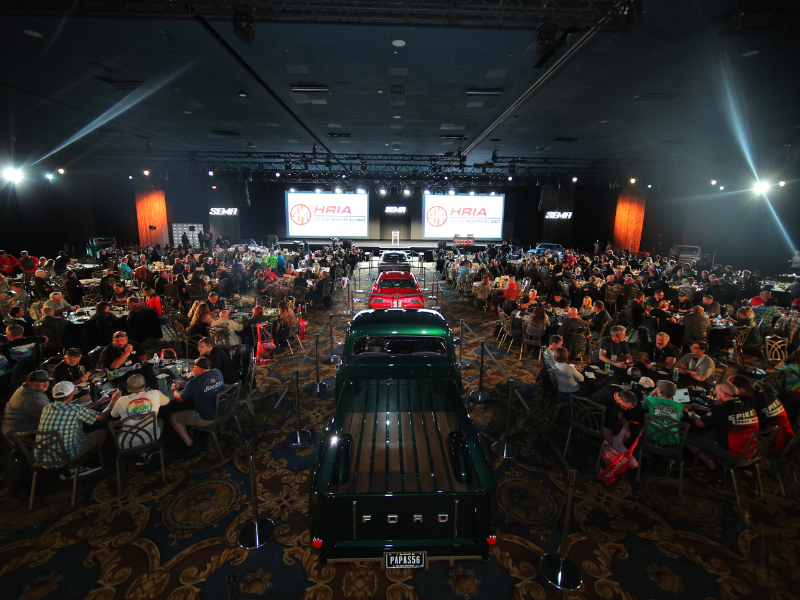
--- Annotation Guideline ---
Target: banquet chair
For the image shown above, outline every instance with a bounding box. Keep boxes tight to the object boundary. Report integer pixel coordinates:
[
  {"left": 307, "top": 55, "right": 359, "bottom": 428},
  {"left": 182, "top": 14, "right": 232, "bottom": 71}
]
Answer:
[
  {"left": 190, "top": 383, "right": 244, "bottom": 459},
  {"left": 764, "top": 336, "right": 788, "bottom": 365},
  {"left": 519, "top": 327, "right": 543, "bottom": 361},
  {"left": 563, "top": 395, "right": 607, "bottom": 471},
  {"left": 715, "top": 426, "right": 779, "bottom": 507},
  {"left": 14, "top": 430, "right": 106, "bottom": 510},
  {"left": 108, "top": 413, "right": 166, "bottom": 496},
  {"left": 636, "top": 414, "right": 691, "bottom": 496}
]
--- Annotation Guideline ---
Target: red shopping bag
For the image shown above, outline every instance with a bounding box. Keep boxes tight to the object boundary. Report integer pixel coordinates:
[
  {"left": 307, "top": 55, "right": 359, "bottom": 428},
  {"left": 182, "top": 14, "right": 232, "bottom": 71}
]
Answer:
[
  {"left": 255, "top": 323, "right": 276, "bottom": 365},
  {"left": 297, "top": 307, "right": 307, "bottom": 340},
  {"left": 598, "top": 425, "right": 642, "bottom": 486}
]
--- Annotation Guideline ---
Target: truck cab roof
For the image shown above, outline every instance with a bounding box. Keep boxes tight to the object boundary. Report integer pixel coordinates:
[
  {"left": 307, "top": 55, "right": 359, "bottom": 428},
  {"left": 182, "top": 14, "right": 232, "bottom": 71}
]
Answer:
[{"left": 349, "top": 308, "right": 450, "bottom": 337}]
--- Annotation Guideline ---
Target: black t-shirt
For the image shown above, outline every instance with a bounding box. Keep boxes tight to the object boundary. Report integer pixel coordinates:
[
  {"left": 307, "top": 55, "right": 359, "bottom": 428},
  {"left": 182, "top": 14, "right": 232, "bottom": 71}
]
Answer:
[
  {"left": 641, "top": 342, "right": 678, "bottom": 365},
  {"left": 596, "top": 336, "right": 630, "bottom": 364},
  {"left": 590, "top": 310, "right": 610, "bottom": 331},
  {"left": 699, "top": 400, "right": 758, "bottom": 455},
  {"left": 52, "top": 359, "right": 90, "bottom": 383},
  {"left": 54, "top": 255, "right": 70, "bottom": 269},
  {"left": 99, "top": 340, "right": 143, "bottom": 370}
]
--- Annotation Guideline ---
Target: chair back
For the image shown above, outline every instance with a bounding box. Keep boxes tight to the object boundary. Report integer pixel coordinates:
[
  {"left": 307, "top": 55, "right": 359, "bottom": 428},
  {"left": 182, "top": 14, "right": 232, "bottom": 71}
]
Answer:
[
  {"left": 764, "top": 336, "right": 788, "bottom": 364},
  {"left": 164, "top": 284, "right": 179, "bottom": 299},
  {"left": 214, "top": 383, "right": 242, "bottom": 425},
  {"left": 641, "top": 413, "right": 690, "bottom": 460},
  {"left": 735, "top": 426, "right": 779, "bottom": 467},
  {"left": 108, "top": 413, "right": 160, "bottom": 455},
  {"left": 210, "top": 324, "right": 234, "bottom": 347},
  {"left": 604, "top": 286, "right": 619, "bottom": 306},
  {"left": 14, "top": 430, "right": 73, "bottom": 470},
  {"left": 568, "top": 395, "right": 606, "bottom": 441},
  {"left": 189, "top": 285, "right": 204, "bottom": 300}
]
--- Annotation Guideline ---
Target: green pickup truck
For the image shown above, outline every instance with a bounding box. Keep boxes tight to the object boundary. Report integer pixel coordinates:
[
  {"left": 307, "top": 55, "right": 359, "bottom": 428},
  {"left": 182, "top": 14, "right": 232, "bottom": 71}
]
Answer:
[{"left": 309, "top": 308, "right": 497, "bottom": 567}]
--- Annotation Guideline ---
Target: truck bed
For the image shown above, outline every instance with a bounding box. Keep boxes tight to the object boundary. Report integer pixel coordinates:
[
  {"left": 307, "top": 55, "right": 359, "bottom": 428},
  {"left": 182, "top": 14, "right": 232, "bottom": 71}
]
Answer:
[{"left": 331, "top": 379, "right": 482, "bottom": 495}]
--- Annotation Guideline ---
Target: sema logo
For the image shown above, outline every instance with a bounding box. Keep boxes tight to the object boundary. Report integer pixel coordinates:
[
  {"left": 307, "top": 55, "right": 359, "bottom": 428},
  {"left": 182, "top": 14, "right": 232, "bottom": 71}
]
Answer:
[
  {"left": 426, "top": 206, "right": 448, "bottom": 227},
  {"left": 126, "top": 397, "right": 153, "bottom": 416},
  {"left": 289, "top": 204, "right": 312, "bottom": 225}
]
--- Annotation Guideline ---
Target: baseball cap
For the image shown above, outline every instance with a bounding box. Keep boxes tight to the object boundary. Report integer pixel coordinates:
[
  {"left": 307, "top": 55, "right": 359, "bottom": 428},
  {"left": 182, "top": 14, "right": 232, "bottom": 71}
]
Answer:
[
  {"left": 65, "top": 348, "right": 82, "bottom": 358},
  {"left": 194, "top": 356, "right": 211, "bottom": 369},
  {"left": 638, "top": 377, "right": 655, "bottom": 389},
  {"left": 26, "top": 370, "right": 50, "bottom": 383},
  {"left": 127, "top": 374, "right": 147, "bottom": 393},
  {"left": 112, "top": 331, "right": 128, "bottom": 339},
  {"left": 657, "top": 380, "right": 678, "bottom": 398},
  {"left": 52, "top": 381, "right": 75, "bottom": 399},
  {"left": 626, "top": 367, "right": 641, "bottom": 379}
]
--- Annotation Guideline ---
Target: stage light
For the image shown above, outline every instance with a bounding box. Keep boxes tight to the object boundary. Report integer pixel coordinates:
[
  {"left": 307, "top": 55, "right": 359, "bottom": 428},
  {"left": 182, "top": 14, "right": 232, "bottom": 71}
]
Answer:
[
  {"left": 379, "top": 187, "right": 387, "bottom": 195},
  {"left": 57, "top": 168, "right": 65, "bottom": 175},
  {"left": 647, "top": 184, "right": 652, "bottom": 188},
  {"left": 630, "top": 178, "right": 636, "bottom": 184},
  {"left": 469, "top": 191, "right": 475, "bottom": 196},
  {"left": 572, "top": 177, "right": 578, "bottom": 182},
  {"left": 275, "top": 172, "right": 280, "bottom": 177},
  {"left": 444, "top": 176, "right": 449, "bottom": 180},
  {"left": 423, "top": 189, "right": 430, "bottom": 195},
  {"left": 315, "top": 188, "right": 322, "bottom": 193},
  {"left": 356, "top": 188, "right": 366, "bottom": 194},
  {"left": 45, "top": 173, "right": 53, "bottom": 180},
  {"left": 3, "top": 168, "right": 22, "bottom": 183},
  {"left": 211, "top": 185, "right": 217, "bottom": 189},
  {"left": 403, "top": 188, "right": 411, "bottom": 196},
  {"left": 490, "top": 191, "right": 496, "bottom": 195},
  {"left": 508, "top": 176, "right": 513, "bottom": 181},
  {"left": 711, "top": 180, "right": 717, "bottom": 185},
  {"left": 753, "top": 181, "right": 770, "bottom": 194},
  {"left": 289, "top": 188, "right": 296, "bottom": 192},
  {"left": 208, "top": 170, "right": 214, "bottom": 176},
  {"left": 238, "top": 90, "right": 248, "bottom": 97},
  {"left": 720, "top": 186, "right": 725, "bottom": 190},
  {"left": 779, "top": 181, "right": 786, "bottom": 187},
  {"left": 448, "top": 189, "right": 455, "bottom": 195},
  {"left": 334, "top": 187, "right": 342, "bottom": 194},
  {"left": 143, "top": 170, "right": 150, "bottom": 176}
]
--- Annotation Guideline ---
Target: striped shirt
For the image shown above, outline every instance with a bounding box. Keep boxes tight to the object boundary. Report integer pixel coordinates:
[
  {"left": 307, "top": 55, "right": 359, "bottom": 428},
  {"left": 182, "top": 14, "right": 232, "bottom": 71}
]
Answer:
[{"left": 38, "top": 402, "right": 98, "bottom": 459}]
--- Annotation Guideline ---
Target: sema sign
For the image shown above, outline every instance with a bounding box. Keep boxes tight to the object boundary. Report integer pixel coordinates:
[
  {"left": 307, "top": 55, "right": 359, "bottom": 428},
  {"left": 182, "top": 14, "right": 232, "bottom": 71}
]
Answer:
[
  {"left": 210, "top": 207, "right": 238, "bottom": 216},
  {"left": 545, "top": 211, "right": 572, "bottom": 219}
]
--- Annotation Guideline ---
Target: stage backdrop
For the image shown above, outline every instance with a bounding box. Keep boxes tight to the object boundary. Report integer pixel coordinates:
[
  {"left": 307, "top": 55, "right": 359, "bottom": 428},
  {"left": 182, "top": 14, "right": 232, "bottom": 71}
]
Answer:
[
  {"left": 135, "top": 184, "right": 169, "bottom": 248},
  {"left": 612, "top": 187, "right": 647, "bottom": 253}
]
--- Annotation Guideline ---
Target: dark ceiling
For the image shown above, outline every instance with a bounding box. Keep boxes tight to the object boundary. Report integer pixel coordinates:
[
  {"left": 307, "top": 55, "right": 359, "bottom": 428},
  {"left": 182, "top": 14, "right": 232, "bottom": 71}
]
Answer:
[{"left": 0, "top": 0, "right": 798, "bottom": 187}]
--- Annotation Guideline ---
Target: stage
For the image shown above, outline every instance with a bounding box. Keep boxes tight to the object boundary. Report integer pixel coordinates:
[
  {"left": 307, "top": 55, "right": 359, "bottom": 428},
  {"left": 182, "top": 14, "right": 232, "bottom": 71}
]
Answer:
[{"left": 277, "top": 238, "right": 491, "bottom": 253}]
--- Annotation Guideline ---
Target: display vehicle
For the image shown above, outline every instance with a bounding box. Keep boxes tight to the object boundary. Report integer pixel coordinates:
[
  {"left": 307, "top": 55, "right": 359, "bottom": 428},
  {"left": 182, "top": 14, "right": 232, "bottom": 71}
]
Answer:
[
  {"left": 368, "top": 271, "right": 424, "bottom": 309},
  {"left": 309, "top": 309, "right": 497, "bottom": 567},
  {"left": 378, "top": 250, "right": 411, "bottom": 272}
]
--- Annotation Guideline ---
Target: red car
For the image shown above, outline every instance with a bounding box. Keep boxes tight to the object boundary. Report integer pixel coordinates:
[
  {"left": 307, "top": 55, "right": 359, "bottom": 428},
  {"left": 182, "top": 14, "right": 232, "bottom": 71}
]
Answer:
[{"left": 369, "top": 271, "right": 424, "bottom": 309}]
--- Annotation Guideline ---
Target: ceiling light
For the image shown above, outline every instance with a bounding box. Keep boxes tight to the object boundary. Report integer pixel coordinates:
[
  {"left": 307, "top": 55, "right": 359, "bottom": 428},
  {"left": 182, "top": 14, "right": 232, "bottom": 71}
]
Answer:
[
  {"left": 647, "top": 184, "right": 652, "bottom": 188},
  {"left": 466, "top": 89, "right": 503, "bottom": 96},
  {"left": 599, "top": 120, "right": 608, "bottom": 123},
  {"left": 211, "top": 185, "right": 217, "bottom": 189},
  {"left": 315, "top": 188, "right": 322, "bottom": 193},
  {"left": 57, "top": 168, "right": 65, "bottom": 175},
  {"left": 24, "top": 30, "right": 43, "bottom": 38},
  {"left": 448, "top": 189, "right": 455, "bottom": 195},
  {"left": 779, "top": 181, "right": 786, "bottom": 187},
  {"left": 378, "top": 90, "right": 383, "bottom": 94},
  {"left": 379, "top": 187, "right": 387, "bottom": 195},
  {"left": 289, "top": 188, "right": 296, "bottom": 192},
  {"left": 403, "top": 189, "right": 411, "bottom": 196},
  {"left": 291, "top": 86, "right": 328, "bottom": 93},
  {"left": 710, "top": 179, "right": 717, "bottom": 185},
  {"left": 334, "top": 187, "right": 342, "bottom": 193},
  {"left": 238, "top": 90, "right": 248, "bottom": 97},
  {"left": 357, "top": 188, "right": 366, "bottom": 194},
  {"left": 143, "top": 170, "right": 150, "bottom": 176},
  {"left": 630, "top": 178, "right": 636, "bottom": 184},
  {"left": 208, "top": 170, "right": 214, "bottom": 176},
  {"left": 742, "top": 50, "right": 759, "bottom": 57},
  {"left": 719, "top": 186, "right": 725, "bottom": 190},
  {"left": 572, "top": 176, "right": 578, "bottom": 182},
  {"left": 490, "top": 191, "right": 496, "bottom": 195},
  {"left": 423, "top": 189, "right": 431, "bottom": 195},
  {"left": 3, "top": 168, "right": 21, "bottom": 183},
  {"left": 753, "top": 181, "right": 770, "bottom": 194},
  {"left": 508, "top": 176, "right": 513, "bottom": 181},
  {"left": 45, "top": 173, "right": 53, "bottom": 180},
  {"left": 275, "top": 172, "right": 280, "bottom": 177},
  {"left": 128, "top": 175, "right": 133, "bottom": 180},
  {"left": 392, "top": 39, "right": 406, "bottom": 47},
  {"left": 393, "top": 116, "right": 401, "bottom": 119},
  {"left": 183, "top": 110, "right": 192, "bottom": 114},
  {"left": 469, "top": 191, "right": 475, "bottom": 196}
]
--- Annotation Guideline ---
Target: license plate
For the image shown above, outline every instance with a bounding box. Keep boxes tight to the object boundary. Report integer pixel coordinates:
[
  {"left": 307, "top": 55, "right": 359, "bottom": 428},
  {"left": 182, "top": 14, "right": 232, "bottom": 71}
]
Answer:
[{"left": 384, "top": 551, "right": 426, "bottom": 569}]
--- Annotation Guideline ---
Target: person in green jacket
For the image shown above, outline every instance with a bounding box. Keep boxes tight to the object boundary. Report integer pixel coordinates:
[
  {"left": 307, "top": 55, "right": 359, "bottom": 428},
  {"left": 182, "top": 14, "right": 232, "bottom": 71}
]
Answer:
[{"left": 641, "top": 380, "right": 684, "bottom": 445}]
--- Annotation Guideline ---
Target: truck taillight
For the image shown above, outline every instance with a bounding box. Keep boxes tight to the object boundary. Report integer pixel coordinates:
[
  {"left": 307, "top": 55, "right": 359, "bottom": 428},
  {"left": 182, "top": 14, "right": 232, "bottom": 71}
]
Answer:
[
  {"left": 486, "top": 535, "right": 497, "bottom": 545},
  {"left": 312, "top": 538, "right": 323, "bottom": 549}
]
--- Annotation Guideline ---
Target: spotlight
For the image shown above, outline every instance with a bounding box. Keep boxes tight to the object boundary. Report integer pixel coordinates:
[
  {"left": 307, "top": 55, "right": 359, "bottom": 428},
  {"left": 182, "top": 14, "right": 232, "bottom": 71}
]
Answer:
[
  {"left": 143, "top": 170, "right": 150, "bottom": 176},
  {"left": 356, "top": 188, "right": 366, "bottom": 194},
  {"left": 448, "top": 189, "right": 455, "bottom": 195},
  {"left": 444, "top": 176, "right": 449, "bottom": 180},
  {"left": 211, "top": 185, "right": 217, "bottom": 189},
  {"left": 423, "top": 189, "right": 431, "bottom": 195},
  {"left": 508, "top": 176, "right": 513, "bottom": 181},
  {"left": 128, "top": 175, "right": 133, "bottom": 180},
  {"left": 711, "top": 180, "right": 717, "bottom": 185},
  {"left": 720, "top": 186, "right": 725, "bottom": 190},
  {"left": 779, "top": 181, "right": 786, "bottom": 187},
  {"left": 469, "top": 191, "right": 475, "bottom": 196},
  {"left": 630, "top": 178, "right": 636, "bottom": 184},
  {"left": 334, "top": 187, "right": 342, "bottom": 194},
  {"left": 753, "top": 181, "right": 770, "bottom": 194},
  {"left": 4, "top": 166, "right": 23, "bottom": 183},
  {"left": 45, "top": 173, "right": 53, "bottom": 180},
  {"left": 275, "top": 172, "right": 280, "bottom": 177},
  {"left": 208, "top": 170, "right": 214, "bottom": 176},
  {"left": 289, "top": 187, "right": 296, "bottom": 192},
  {"left": 403, "top": 188, "right": 411, "bottom": 196},
  {"left": 379, "top": 187, "right": 387, "bottom": 195},
  {"left": 57, "top": 168, "right": 65, "bottom": 175},
  {"left": 490, "top": 191, "right": 496, "bottom": 195},
  {"left": 238, "top": 90, "right": 248, "bottom": 97},
  {"left": 572, "top": 177, "right": 578, "bottom": 182},
  {"left": 315, "top": 188, "right": 322, "bottom": 193},
  {"left": 647, "top": 184, "right": 652, "bottom": 189}
]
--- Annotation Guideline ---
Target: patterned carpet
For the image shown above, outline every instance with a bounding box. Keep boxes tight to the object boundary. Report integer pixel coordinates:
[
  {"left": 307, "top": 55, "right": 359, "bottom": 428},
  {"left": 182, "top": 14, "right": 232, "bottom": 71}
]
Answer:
[{"left": 1, "top": 269, "right": 799, "bottom": 600}]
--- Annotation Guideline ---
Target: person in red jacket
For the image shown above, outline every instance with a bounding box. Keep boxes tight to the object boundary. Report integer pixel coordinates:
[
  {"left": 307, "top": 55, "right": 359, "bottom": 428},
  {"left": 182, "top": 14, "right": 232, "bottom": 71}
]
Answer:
[
  {"left": 729, "top": 375, "right": 794, "bottom": 453},
  {"left": 0, "top": 250, "right": 20, "bottom": 276},
  {"left": 749, "top": 289, "right": 771, "bottom": 307}
]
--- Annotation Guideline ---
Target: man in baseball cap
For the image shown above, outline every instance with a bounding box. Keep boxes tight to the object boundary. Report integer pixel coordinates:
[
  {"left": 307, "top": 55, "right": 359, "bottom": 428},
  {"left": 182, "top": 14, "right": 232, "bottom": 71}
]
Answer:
[
  {"left": 2, "top": 370, "right": 51, "bottom": 441},
  {"left": 110, "top": 373, "right": 170, "bottom": 463},
  {"left": 169, "top": 355, "right": 225, "bottom": 457}
]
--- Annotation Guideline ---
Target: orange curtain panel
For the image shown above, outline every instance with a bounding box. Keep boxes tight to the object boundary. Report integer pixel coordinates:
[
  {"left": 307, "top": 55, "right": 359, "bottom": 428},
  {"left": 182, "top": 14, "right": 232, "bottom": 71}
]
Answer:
[
  {"left": 134, "top": 184, "right": 169, "bottom": 248},
  {"left": 612, "top": 187, "right": 647, "bottom": 253}
]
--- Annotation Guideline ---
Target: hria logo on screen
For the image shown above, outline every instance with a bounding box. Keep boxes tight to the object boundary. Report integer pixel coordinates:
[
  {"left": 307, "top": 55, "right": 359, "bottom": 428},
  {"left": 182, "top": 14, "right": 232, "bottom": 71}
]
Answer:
[
  {"left": 290, "top": 204, "right": 355, "bottom": 225},
  {"left": 426, "top": 206, "right": 488, "bottom": 227}
]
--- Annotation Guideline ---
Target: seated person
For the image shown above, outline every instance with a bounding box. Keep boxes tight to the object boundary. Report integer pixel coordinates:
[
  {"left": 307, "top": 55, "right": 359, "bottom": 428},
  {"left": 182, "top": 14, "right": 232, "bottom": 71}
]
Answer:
[
  {"left": 675, "top": 341, "right": 714, "bottom": 383},
  {"left": 169, "top": 356, "right": 226, "bottom": 456},
  {"left": 700, "top": 295, "right": 720, "bottom": 318},
  {"left": 10, "top": 281, "right": 29, "bottom": 310},
  {"left": 557, "top": 307, "right": 590, "bottom": 359},
  {"left": 639, "top": 332, "right": 678, "bottom": 371},
  {"left": 543, "top": 335, "right": 562, "bottom": 371},
  {"left": 110, "top": 374, "right": 171, "bottom": 455},
  {"left": 210, "top": 310, "right": 244, "bottom": 345},
  {"left": 187, "top": 302, "right": 214, "bottom": 338},
  {"left": 518, "top": 289, "right": 538, "bottom": 311},
  {"left": 475, "top": 275, "right": 492, "bottom": 308},
  {"left": 682, "top": 305, "right": 711, "bottom": 344},
  {"left": 4, "top": 305, "right": 34, "bottom": 337},
  {"left": 44, "top": 292, "right": 78, "bottom": 316},
  {"left": 749, "top": 289, "right": 771, "bottom": 307},
  {"left": 197, "top": 337, "right": 238, "bottom": 384},
  {"left": 306, "top": 272, "right": 329, "bottom": 305},
  {"left": 644, "top": 289, "right": 665, "bottom": 310},
  {"left": 125, "top": 296, "right": 163, "bottom": 343},
  {"left": 98, "top": 331, "right": 158, "bottom": 392},
  {"left": 111, "top": 283, "right": 130, "bottom": 306},
  {"left": 641, "top": 380, "right": 684, "bottom": 445},
  {"left": 1, "top": 324, "right": 48, "bottom": 386},
  {"left": 591, "top": 385, "right": 641, "bottom": 445},
  {"left": 207, "top": 292, "right": 226, "bottom": 315},
  {"left": 685, "top": 381, "right": 759, "bottom": 482},
  {"left": 729, "top": 374, "right": 794, "bottom": 453},
  {"left": 264, "top": 266, "right": 278, "bottom": 281},
  {"left": 626, "top": 292, "right": 646, "bottom": 327},
  {"left": 53, "top": 347, "right": 91, "bottom": 385},
  {"left": 585, "top": 300, "right": 611, "bottom": 339},
  {"left": 33, "top": 270, "right": 55, "bottom": 299},
  {"left": 593, "top": 325, "right": 632, "bottom": 369},
  {"left": 668, "top": 291, "right": 693, "bottom": 314},
  {"left": 545, "top": 292, "right": 569, "bottom": 309},
  {"left": 254, "top": 272, "right": 270, "bottom": 296},
  {"left": 552, "top": 347, "right": 586, "bottom": 401},
  {"left": 2, "top": 370, "right": 51, "bottom": 443}
]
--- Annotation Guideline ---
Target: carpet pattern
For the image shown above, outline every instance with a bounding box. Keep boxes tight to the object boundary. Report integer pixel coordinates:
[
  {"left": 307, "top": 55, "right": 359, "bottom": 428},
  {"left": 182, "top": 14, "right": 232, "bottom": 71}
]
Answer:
[{"left": 1, "top": 272, "right": 799, "bottom": 600}]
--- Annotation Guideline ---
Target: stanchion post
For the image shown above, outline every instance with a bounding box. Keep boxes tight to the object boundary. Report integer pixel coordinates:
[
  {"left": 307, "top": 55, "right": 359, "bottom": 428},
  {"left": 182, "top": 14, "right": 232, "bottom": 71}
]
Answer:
[
  {"left": 288, "top": 370, "right": 312, "bottom": 446},
  {"left": 237, "top": 439, "right": 276, "bottom": 549},
  {"left": 492, "top": 378, "right": 519, "bottom": 458},
  {"left": 322, "top": 314, "right": 340, "bottom": 364},
  {"left": 305, "top": 333, "right": 329, "bottom": 392},
  {"left": 540, "top": 470, "right": 582, "bottom": 591},
  {"left": 469, "top": 341, "right": 490, "bottom": 402},
  {"left": 456, "top": 319, "right": 466, "bottom": 369}
]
